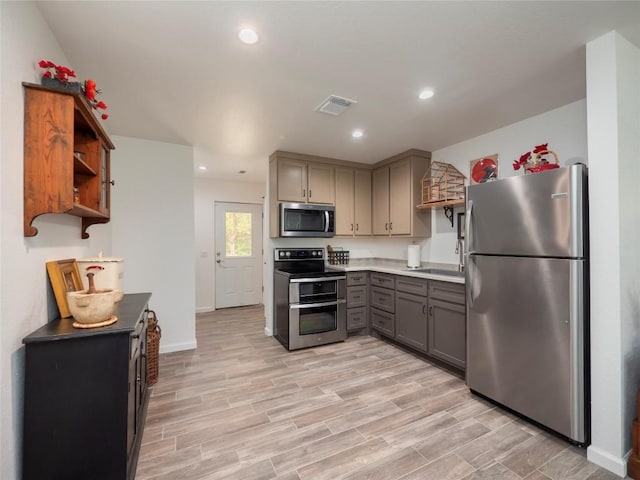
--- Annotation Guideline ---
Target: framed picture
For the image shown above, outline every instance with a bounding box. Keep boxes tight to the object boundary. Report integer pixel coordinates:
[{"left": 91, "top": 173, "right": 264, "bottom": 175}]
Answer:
[
  {"left": 470, "top": 154, "right": 499, "bottom": 184},
  {"left": 46, "top": 259, "right": 83, "bottom": 318}
]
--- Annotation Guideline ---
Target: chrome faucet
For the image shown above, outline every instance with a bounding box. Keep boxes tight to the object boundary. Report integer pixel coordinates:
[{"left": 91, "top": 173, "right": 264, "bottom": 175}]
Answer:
[{"left": 455, "top": 238, "right": 465, "bottom": 272}]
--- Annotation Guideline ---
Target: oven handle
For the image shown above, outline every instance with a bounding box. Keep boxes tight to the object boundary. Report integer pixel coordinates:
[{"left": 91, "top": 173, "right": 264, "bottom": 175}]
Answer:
[
  {"left": 290, "top": 299, "right": 346, "bottom": 309},
  {"left": 290, "top": 276, "right": 346, "bottom": 283}
]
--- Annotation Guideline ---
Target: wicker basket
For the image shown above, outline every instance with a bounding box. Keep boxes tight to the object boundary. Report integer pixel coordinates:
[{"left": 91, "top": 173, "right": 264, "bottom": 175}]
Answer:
[
  {"left": 327, "top": 250, "right": 349, "bottom": 265},
  {"left": 147, "top": 310, "right": 161, "bottom": 386}
]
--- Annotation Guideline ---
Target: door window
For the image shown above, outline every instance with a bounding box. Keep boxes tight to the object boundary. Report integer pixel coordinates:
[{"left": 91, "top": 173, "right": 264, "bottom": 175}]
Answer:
[{"left": 225, "top": 211, "right": 252, "bottom": 257}]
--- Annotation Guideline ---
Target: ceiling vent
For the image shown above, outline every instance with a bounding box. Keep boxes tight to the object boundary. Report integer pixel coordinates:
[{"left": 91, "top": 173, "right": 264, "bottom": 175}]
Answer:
[{"left": 315, "top": 95, "right": 357, "bottom": 116}]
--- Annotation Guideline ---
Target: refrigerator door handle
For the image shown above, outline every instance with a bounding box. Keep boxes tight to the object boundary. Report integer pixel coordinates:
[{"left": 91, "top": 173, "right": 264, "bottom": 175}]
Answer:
[
  {"left": 467, "top": 256, "right": 476, "bottom": 308},
  {"left": 466, "top": 200, "right": 474, "bottom": 255}
]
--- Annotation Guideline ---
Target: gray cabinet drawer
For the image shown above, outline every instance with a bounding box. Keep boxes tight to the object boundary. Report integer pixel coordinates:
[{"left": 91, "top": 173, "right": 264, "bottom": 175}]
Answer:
[
  {"left": 429, "top": 280, "right": 465, "bottom": 305},
  {"left": 347, "top": 307, "right": 368, "bottom": 331},
  {"left": 370, "top": 272, "right": 395, "bottom": 289},
  {"left": 347, "top": 286, "right": 367, "bottom": 308},
  {"left": 370, "top": 286, "right": 395, "bottom": 313},
  {"left": 396, "top": 276, "right": 428, "bottom": 296},
  {"left": 370, "top": 308, "right": 395, "bottom": 337},
  {"left": 347, "top": 272, "right": 368, "bottom": 286}
]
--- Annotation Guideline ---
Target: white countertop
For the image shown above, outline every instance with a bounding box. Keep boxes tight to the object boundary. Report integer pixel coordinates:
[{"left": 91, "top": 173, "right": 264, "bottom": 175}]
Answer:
[{"left": 326, "top": 258, "right": 465, "bottom": 284}]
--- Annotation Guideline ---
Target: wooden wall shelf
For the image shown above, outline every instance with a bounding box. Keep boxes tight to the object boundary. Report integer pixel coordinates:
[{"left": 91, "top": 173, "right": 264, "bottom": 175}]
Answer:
[
  {"left": 416, "top": 198, "right": 465, "bottom": 210},
  {"left": 22, "top": 82, "right": 115, "bottom": 238}
]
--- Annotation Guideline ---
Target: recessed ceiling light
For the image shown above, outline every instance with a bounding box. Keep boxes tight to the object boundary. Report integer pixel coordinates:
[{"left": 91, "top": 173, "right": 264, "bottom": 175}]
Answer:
[
  {"left": 352, "top": 129, "right": 364, "bottom": 138},
  {"left": 419, "top": 89, "right": 435, "bottom": 100},
  {"left": 238, "top": 28, "right": 258, "bottom": 45},
  {"left": 198, "top": 165, "right": 207, "bottom": 171}
]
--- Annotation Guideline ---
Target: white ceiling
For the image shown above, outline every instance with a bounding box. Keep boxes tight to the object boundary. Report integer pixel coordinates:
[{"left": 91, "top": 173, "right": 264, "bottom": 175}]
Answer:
[{"left": 36, "top": 1, "right": 640, "bottom": 183}]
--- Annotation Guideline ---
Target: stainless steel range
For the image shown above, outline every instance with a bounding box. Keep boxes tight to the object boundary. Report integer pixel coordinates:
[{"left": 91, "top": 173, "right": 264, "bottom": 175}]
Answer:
[{"left": 273, "top": 248, "right": 346, "bottom": 351}]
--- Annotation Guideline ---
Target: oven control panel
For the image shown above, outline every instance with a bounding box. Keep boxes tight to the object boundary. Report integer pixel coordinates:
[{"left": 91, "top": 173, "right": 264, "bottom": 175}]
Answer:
[{"left": 274, "top": 248, "right": 325, "bottom": 261}]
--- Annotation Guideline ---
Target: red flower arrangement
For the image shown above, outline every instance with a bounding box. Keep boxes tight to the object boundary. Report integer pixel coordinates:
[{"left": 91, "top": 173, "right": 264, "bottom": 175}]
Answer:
[
  {"left": 38, "top": 59, "right": 108, "bottom": 120},
  {"left": 512, "top": 143, "right": 559, "bottom": 173},
  {"left": 38, "top": 60, "right": 76, "bottom": 82},
  {"left": 83, "top": 79, "right": 108, "bottom": 120}
]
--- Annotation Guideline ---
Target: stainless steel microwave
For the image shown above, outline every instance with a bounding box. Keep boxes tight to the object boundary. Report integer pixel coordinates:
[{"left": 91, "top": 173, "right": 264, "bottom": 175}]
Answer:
[{"left": 280, "top": 203, "right": 335, "bottom": 237}]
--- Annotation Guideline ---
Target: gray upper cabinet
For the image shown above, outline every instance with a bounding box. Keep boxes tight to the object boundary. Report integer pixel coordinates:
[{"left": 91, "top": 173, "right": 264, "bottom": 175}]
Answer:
[
  {"left": 334, "top": 166, "right": 371, "bottom": 237},
  {"left": 276, "top": 158, "right": 334, "bottom": 204},
  {"left": 277, "top": 158, "right": 308, "bottom": 202},
  {"left": 372, "top": 167, "right": 390, "bottom": 235},
  {"left": 307, "top": 163, "right": 334, "bottom": 204},
  {"left": 354, "top": 169, "right": 372, "bottom": 236},
  {"left": 371, "top": 150, "right": 432, "bottom": 237},
  {"left": 268, "top": 149, "right": 431, "bottom": 238},
  {"left": 334, "top": 167, "right": 372, "bottom": 237},
  {"left": 335, "top": 167, "right": 355, "bottom": 235}
]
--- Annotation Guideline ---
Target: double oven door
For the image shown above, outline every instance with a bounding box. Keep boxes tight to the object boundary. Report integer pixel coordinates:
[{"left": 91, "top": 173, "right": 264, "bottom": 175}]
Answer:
[{"left": 275, "top": 273, "right": 346, "bottom": 350}]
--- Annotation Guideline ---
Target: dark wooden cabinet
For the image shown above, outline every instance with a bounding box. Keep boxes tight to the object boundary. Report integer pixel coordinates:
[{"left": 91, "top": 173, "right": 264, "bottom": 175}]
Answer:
[
  {"left": 428, "top": 281, "right": 466, "bottom": 369},
  {"left": 22, "top": 293, "right": 152, "bottom": 480},
  {"left": 22, "top": 82, "right": 115, "bottom": 239}
]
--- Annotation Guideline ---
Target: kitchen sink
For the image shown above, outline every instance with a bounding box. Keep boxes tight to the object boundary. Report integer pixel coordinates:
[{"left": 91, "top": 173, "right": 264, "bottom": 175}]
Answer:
[{"left": 410, "top": 268, "right": 464, "bottom": 277}]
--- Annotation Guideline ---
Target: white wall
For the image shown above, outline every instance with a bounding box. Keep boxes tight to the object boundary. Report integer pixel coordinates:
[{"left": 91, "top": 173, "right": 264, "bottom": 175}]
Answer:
[
  {"left": 586, "top": 31, "right": 640, "bottom": 477},
  {"left": 0, "top": 3, "right": 111, "bottom": 478},
  {"left": 194, "top": 178, "right": 265, "bottom": 312},
  {"left": 111, "top": 136, "right": 196, "bottom": 354},
  {"left": 428, "top": 100, "right": 588, "bottom": 264}
]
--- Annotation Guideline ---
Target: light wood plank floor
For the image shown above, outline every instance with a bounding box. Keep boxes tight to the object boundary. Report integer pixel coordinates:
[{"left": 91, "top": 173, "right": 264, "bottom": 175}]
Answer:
[{"left": 136, "top": 306, "right": 619, "bottom": 480}]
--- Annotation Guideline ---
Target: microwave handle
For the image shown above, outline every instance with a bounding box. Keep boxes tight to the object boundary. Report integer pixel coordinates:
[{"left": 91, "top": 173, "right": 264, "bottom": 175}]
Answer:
[{"left": 324, "top": 210, "right": 330, "bottom": 233}]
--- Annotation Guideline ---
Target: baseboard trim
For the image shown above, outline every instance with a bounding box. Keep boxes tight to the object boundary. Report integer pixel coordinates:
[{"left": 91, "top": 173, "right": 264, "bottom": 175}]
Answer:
[
  {"left": 159, "top": 340, "right": 198, "bottom": 354},
  {"left": 587, "top": 445, "right": 629, "bottom": 477},
  {"left": 264, "top": 327, "right": 273, "bottom": 336},
  {"left": 196, "top": 306, "right": 214, "bottom": 313}
]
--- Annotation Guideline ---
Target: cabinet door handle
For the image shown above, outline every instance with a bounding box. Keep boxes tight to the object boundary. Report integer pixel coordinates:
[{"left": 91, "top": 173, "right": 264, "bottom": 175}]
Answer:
[
  {"left": 302, "top": 189, "right": 306, "bottom": 197},
  {"left": 429, "top": 305, "right": 433, "bottom": 316},
  {"left": 351, "top": 224, "right": 354, "bottom": 231},
  {"left": 423, "top": 304, "right": 426, "bottom": 315},
  {"left": 309, "top": 189, "right": 312, "bottom": 198},
  {"left": 356, "top": 224, "right": 359, "bottom": 231},
  {"left": 385, "top": 223, "right": 388, "bottom": 231},
  {"left": 389, "top": 222, "right": 393, "bottom": 231}
]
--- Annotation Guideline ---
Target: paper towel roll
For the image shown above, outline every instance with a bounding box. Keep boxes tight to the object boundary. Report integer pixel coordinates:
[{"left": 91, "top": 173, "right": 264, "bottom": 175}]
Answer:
[{"left": 407, "top": 245, "right": 421, "bottom": 268}]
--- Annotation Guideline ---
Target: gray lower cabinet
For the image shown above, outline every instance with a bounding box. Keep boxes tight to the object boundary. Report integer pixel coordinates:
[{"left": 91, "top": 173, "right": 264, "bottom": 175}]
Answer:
[
  {"left": 346, "top": 272, "right": 368, "bottom": 333},
  {"left": 347, "top": 306, "right": 368, "bottom": 331},
  {"left": 395, "top": 290, "right": 428, "bottom": 352},
  {"left": 370, "top": 307, "right": 395, "bottom": 337},
  {"left": 428, "top": 281, "right": 466, "bottom": 369},
  {"left": 395, "top": 276, "right": 428, "bottom": 352},
  {"left": 369, "top": 272, "right": 395, "bottom": 337},
  {"left": 347, "top": 269, "right": 466, "bottom": 371}
]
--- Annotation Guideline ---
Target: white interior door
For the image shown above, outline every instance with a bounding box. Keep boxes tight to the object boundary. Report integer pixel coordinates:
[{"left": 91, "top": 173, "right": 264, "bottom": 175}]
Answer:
[{"left": 214, "top": 202, "right": 263, "bottom": 309}]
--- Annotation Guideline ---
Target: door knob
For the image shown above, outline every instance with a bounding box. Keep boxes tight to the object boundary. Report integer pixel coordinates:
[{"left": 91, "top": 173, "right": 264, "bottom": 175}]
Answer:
[{"left": 216, "top": 259, "right": 221, "bottom": 264}]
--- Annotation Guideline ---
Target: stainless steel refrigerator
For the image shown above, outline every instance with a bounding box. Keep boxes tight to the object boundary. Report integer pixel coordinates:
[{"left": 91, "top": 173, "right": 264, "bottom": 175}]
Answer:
[{"left": 465, "top": 163, "right": 589, "bottom": 445}]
